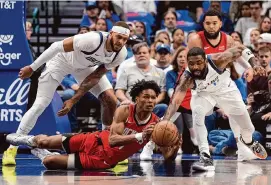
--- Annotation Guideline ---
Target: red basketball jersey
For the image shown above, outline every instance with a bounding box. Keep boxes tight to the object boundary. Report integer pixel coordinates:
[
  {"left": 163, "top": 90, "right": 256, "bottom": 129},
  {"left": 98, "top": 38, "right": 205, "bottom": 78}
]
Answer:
[
  {"left": 100, "top": 104, "right": 160, "bottom": 165},
  {"left": 198, "top": 31, "right": 227, "bottom": 54}
]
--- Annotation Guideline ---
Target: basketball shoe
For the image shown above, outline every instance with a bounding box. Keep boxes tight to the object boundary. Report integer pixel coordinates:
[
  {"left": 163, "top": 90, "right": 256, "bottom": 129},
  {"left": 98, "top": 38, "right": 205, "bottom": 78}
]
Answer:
[
  {"left": 2, "top": 148, "right": 17, "bottom": 165},
  {"left": 6, "top": 133, "right": 35, "bottom": 147},
  {"left": 238, "top": 137, "right": 267, "bottom": 161},
  {"left": 192, "top": 152, "right": 215, "bottom": 171},
  {"left": 240, "top": 137, "right": 267, "bottom": 159}
]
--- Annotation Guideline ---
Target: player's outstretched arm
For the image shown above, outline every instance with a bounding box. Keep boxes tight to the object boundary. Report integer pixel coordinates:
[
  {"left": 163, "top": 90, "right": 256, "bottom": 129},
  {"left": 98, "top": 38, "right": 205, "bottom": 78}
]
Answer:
[
  {"left": 163, "top": 72, "right": 193, "bottom": 121},
  {"left": 57, "top": 64, "right": 108, "bottom": 116},
  {"left": 108, "top": 105, "right": 155, "bottom": 147},
  {"left": 19, "top": 37, "right": 74, "bottom": 79},
  {"left": 160, "top": 139, "right": 181, "bottom": 161},
  {"left": 210, "top": 45, "right": 245, "bottom": 70}
]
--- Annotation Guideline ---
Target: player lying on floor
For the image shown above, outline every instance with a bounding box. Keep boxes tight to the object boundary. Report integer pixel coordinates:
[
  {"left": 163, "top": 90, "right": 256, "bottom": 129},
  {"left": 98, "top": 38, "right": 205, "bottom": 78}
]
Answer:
[{"left": 6, "top": 80, "right": 180, "bottom": 170}]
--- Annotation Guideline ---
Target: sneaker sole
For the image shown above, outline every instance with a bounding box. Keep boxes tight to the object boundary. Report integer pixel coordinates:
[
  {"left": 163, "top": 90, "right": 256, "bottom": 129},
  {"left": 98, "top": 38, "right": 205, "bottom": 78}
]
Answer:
[{"left": 192, "top": 165, "right": 215, "bottom": 171}]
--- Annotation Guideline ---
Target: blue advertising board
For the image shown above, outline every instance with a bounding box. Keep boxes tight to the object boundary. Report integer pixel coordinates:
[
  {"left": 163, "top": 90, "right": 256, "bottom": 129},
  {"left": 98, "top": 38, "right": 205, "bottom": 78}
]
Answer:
[{"left": 0, "top": 1, "right": 71, "bottom": 135}]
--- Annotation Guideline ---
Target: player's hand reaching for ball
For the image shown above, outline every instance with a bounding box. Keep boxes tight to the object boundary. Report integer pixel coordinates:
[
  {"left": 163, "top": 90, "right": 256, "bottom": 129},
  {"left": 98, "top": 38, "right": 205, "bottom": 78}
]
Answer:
[
  {"left": 160, "top": 136, "right": 182, "bottom": 161},
  {"left": 142, "top": 123, "right": 156, "bottom": 140},
  {"left": 18, "top": 66, "right": 33, "bottom": 79},
  {"left": 57, "top": 99, "right": 76, "bottom": 116}
]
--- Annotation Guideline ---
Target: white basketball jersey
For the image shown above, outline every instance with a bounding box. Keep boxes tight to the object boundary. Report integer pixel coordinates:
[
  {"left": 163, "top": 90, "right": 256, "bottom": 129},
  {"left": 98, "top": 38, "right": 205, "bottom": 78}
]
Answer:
[
  {"left": 53, "top": 31, "right": 127, "bottom": 70},
  {"left": 187, "top": 58, "right": 237, "bottom": 95}
]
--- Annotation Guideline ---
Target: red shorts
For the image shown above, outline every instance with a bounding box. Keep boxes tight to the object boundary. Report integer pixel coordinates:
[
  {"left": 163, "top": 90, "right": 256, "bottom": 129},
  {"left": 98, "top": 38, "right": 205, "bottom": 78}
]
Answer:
[{"left": 62, "top": 132, "right": 113, "bottom": 170}]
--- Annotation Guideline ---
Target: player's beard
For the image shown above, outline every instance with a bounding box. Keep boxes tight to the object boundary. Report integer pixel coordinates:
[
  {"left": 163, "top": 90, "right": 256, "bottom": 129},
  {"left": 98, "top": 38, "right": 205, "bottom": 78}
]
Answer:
[
  {"left": 190, "top": 65, "right": 208, "bottom": 80},
  {"left": 204, "top": 29, "right": 220, "bottom": 40},
  {"left": 110, "top": 37, "right": 121, "bottom": 52}
]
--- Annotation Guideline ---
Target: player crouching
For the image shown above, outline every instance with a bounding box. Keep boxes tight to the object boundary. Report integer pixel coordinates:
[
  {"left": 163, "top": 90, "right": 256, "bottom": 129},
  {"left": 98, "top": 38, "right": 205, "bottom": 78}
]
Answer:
[{"left": 6, "top": 80, "right": 179, "bottom": 170}]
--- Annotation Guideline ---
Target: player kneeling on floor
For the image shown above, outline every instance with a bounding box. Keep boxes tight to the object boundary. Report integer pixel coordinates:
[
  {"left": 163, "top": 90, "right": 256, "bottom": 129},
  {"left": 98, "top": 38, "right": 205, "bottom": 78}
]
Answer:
[{"left": 6, "top": 80, "right": 180, "bottom": 170}]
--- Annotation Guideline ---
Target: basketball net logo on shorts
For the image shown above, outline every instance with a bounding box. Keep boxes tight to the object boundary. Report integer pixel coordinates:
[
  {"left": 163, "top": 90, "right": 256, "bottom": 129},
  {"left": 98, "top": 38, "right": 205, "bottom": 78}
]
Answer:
[
  {"left": 0, "top": 1, "right": 16, "bottom": 9},
  {"left": 0, "top": 35, "right": 22, "bottom": 66},
  {"left": 0, "top": 78, "right": 30, "bottom": 122}
]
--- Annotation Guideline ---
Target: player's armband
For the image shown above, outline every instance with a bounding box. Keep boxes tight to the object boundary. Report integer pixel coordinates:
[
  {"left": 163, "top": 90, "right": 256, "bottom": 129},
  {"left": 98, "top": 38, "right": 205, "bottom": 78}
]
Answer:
[
  {"left": 135, "top": 133, "right": 143, "bottom": 142},
  {"left": 242, "top": 48, "right": 255, "bottom": 62}
]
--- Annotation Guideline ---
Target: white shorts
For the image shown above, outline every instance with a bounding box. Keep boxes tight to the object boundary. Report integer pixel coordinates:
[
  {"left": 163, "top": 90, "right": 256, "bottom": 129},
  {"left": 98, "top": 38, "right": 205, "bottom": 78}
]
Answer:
[
  {"left": 39, "top": 58, "right": 112, "bottom": 98},
  {"left": 191, "top": 90, "right": 247, "bottom": 116}
]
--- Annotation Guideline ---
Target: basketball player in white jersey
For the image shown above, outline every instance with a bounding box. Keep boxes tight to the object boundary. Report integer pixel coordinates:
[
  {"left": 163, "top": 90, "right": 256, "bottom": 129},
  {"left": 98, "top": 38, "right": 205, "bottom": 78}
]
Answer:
[
  {"left": 2, "top": 21, "right": 129, "bottom": 165},
  {"left": 163, "top": 46, "right": 267, "bottom": 171}
]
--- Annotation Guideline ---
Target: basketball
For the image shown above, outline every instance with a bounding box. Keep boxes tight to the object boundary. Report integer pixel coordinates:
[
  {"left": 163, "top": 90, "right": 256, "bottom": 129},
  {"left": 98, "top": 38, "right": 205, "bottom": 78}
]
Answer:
[{"left": 151, "top": 120, "right": 179, "bottom": 147}]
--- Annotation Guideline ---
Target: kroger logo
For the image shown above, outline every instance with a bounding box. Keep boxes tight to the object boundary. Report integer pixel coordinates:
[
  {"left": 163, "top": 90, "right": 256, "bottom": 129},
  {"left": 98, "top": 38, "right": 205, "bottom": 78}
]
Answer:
[
  {"left": 0, "top": 35, "right": 13, "bottom": 45},
  {"left": 0, "top": 35, "right": 21, "bottom": 66},
  {"left": 0, "top": 1, "right": 16, "bottom": 9}
]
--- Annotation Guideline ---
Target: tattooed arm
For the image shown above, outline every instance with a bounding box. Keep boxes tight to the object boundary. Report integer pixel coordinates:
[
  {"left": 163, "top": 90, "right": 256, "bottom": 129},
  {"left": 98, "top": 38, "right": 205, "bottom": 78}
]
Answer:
[
  {"left": 211, "top": 45, "right": 245, "bottom": 70},
  {"left": 163, "top": 72, "right": 193, "bottom": 121},
  {"left": 57, "top": 64, "right": 108, "bottom": 116}
]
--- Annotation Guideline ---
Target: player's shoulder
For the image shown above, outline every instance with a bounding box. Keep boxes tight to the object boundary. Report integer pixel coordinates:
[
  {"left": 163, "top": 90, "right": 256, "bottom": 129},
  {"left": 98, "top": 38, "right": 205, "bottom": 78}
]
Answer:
[
  {"left": 116, "top": 104, "right": 130, "bottom": 117},
  {"left": 188, "top": 33, "right": 202, "bottom": 48},
  {"left": 74, "top": 31, "right": 102, "bottom": 46},
  {"left": 193, "top": 33, "right": 201, "bottom": 39},
  {"left": 151, "top": 113, "right": 160, "bottom": 123}
]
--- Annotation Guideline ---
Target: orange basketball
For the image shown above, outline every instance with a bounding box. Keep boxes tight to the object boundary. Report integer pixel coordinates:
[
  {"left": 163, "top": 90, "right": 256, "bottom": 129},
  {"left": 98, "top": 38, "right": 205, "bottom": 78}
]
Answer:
[{"left": 151, "top": 120, "right": 179, "bottom": 147}]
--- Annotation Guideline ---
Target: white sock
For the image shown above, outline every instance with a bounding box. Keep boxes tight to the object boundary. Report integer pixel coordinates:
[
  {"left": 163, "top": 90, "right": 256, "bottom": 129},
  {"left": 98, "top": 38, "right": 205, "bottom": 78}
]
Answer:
[
  {"left": 8, "top": 145, "right": 18, "bottom": 150},
  {"left": 31, "top": 148, "right": 53, "bottom": 162}
]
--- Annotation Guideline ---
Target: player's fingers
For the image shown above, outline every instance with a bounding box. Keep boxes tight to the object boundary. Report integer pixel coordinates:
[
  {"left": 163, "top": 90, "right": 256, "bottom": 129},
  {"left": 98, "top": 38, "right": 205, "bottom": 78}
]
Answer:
[{"left": 57, "top": 108, "right": 68, "bottom": 116}]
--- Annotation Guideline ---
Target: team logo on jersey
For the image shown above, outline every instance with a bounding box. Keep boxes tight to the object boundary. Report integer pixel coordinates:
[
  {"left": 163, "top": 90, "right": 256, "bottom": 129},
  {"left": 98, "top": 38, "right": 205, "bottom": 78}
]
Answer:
[
  {"left": 218, "top": 46, "right": 225, "bottom": 51},
  {"left": 207, "top": 76, "right": 219, "bottom": 86}
]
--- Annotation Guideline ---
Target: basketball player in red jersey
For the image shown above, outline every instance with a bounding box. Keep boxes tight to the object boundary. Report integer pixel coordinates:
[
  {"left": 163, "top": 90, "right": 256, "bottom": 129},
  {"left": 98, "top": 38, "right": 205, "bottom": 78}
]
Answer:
[
  {"left": 188, "top": 10, "right": 261, "bottom": 82},
  {"left": 6, "top": 80, "right": 180, "bottom": 170}
]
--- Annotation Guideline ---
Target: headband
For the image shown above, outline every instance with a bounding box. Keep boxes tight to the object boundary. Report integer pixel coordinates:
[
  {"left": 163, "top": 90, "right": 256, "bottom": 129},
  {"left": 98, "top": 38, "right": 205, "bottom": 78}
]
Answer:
[{"left": 112, "top": 26, "right": 130, "bottom": 36}]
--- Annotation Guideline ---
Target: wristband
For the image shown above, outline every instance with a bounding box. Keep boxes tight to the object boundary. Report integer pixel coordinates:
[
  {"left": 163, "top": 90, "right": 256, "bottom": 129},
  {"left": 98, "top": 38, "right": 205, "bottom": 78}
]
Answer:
[
  {"left": 135, "top": 133, "right": 143, "bottom": 141},
  {"left": 236, "top": 56, "right": 252, "bottom": 69},
  {"left": 242, "top": 48, "right": 255, "bottom": 62}
]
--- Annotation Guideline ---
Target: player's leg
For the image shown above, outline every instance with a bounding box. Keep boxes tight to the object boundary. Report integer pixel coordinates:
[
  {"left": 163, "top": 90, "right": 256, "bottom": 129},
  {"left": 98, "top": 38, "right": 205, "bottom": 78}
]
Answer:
[
  {"left": 190, "top": 93, "right": 215, "bottom": 171},
  {"left": 34, "top": 133, "right": 90, "bottom": 170},
  {"left": 217, "top": 90, "right": 267, "bottom": 160},
  {"left": 73, "top": 68, "right": 117, "bottom": 126},
  {"left": 183, "top": 113, "right": 198, "bottom": 146},
  {"left": 3, "top": 60, "right": 72, "bottom": 166},
  {"left": 6, "top": 134, "right": 64, "bottom": 149},
  {"left": 97, "top": 89, "right": 118, "bottom": 126},
  {"left": 3, "top": 71, "right": 62, "bottom": 165}
]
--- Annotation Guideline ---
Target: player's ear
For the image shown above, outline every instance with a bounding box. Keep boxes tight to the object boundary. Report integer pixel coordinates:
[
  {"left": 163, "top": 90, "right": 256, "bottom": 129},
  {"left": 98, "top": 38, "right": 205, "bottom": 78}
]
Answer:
[{"left": 219, "top": 20, "right": 222, "bottom": 29}]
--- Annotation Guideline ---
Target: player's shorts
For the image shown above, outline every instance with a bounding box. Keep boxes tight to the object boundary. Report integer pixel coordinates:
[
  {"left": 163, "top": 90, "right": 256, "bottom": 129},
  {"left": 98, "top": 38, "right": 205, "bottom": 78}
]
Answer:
[
  {"left": 39, "top": 57, "right": 112, "bottom": 98},
  {"left": 191, "top": 89, "right": 246, "bottom": 116},
  {"left": 62, "top": 132, "right": 115, "bottom": 170}
]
